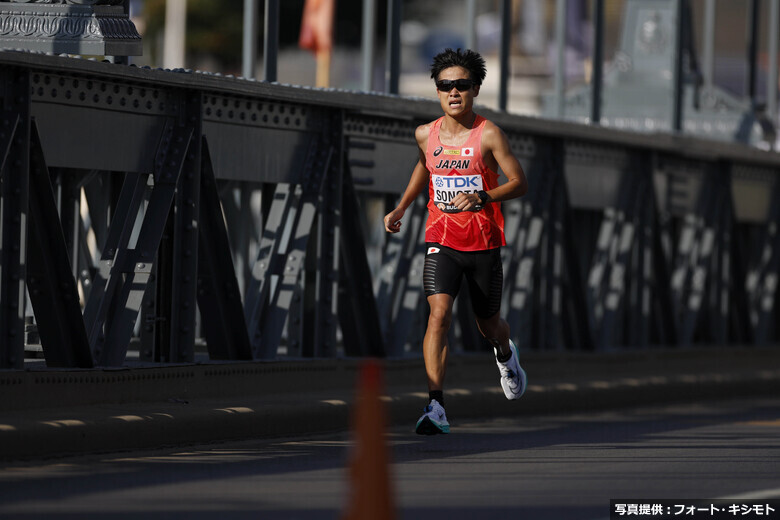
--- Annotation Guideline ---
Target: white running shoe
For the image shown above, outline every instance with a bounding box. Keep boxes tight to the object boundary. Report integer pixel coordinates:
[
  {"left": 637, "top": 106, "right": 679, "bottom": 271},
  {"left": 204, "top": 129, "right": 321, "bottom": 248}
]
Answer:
[
  {"left": 494, "top": 339, "right": 527, "bottom": 400},
  {"left": 415, "top": 399, "right": 450, "bottom": 435}
]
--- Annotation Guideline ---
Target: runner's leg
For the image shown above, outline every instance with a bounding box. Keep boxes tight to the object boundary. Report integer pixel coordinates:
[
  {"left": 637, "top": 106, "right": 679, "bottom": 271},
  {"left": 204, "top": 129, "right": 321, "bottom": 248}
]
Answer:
[
  {"left": 466, "top": 248, "right": 511, "bottom": 356},
  {"left": 422, "top": 245, "right": 463, "bottom": 396},
  {"left": 476, "top": 311, "right": 511, "bottom": 357},
  {"left": 424, "top": 293, "right": 453, "bottom": 392}
]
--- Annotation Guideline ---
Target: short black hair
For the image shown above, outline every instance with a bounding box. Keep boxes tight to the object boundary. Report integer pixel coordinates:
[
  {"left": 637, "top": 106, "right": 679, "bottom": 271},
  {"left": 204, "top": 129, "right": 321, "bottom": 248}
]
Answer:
[{"left": 430, "top": 48, "right": 487, "bottom": 85}]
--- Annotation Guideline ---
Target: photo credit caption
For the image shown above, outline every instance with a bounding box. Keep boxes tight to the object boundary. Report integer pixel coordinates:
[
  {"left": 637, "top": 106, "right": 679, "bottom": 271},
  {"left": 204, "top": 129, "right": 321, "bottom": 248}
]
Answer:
[{"left": 610, "top": 500, "right": 779, "bottom": 519}]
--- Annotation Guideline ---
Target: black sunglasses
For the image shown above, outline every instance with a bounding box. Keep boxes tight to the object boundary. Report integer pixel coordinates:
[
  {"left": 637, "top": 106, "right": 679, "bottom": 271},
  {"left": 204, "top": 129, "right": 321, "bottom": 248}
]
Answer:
[{"left": 435, "top": 79, "right": 475, "bottom": 92}]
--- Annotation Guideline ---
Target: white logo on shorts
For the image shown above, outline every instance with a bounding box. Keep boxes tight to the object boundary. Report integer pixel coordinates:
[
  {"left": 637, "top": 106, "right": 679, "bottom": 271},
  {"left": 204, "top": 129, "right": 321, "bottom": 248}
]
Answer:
[{"left": 427, "top": 247, "right": 440, "bottom": 255}]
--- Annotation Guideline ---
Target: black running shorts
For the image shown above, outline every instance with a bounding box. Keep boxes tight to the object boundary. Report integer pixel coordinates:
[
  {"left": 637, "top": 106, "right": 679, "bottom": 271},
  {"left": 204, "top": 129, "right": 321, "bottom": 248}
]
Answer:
[{"left": 423, "top": 243, "right": 503, "bottom": 319}]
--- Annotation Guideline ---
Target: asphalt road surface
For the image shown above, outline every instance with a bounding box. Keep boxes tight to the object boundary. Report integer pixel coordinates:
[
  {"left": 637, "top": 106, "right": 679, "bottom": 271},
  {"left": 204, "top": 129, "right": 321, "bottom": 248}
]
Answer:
[{"left": 1, "top": 397, "right": 778, "bottom": 520}]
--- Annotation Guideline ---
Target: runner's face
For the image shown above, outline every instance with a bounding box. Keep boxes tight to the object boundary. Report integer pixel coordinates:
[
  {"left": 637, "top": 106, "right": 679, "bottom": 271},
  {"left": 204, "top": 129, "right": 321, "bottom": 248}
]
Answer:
[{"left": 436, "top": 66, "right": 479, "bottom": 118}]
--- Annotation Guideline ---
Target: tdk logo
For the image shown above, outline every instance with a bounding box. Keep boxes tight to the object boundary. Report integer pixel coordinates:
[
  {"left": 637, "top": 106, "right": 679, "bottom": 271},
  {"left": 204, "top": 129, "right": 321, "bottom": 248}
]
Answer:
[{"left": 437, "top": 176, "right": 479, "bottom": 189}]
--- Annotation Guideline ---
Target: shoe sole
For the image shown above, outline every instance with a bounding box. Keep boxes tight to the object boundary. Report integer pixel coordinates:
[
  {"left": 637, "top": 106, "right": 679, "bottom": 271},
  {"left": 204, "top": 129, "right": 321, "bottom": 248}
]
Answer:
[
  {"left": 503, "top": 340, "right": 527, "bottom": 400},
  {"left": 415, "top": 416, "right": 450, "bottom": 435},
  {"left": 505, "top": 365, "right": 527, "bottom": 399}
]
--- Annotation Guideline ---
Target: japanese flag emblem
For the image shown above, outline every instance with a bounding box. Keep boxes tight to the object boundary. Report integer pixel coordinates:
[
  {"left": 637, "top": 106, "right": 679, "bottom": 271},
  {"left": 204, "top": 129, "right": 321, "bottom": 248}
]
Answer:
[{"left": 461, "top": 147, "right": 473, "bottom": 157}]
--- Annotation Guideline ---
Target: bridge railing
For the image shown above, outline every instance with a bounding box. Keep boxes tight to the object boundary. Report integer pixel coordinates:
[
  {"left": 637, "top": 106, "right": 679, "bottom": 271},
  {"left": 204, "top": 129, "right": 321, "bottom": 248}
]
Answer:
[{"left": 1, "top": 51, "right": 778, "bottom": 369}]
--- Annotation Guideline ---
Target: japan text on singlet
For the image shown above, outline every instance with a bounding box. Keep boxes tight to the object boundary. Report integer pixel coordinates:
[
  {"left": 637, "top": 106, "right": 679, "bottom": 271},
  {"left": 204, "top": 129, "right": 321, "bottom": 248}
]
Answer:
[{"left": 424, "top": 115, "right": 506, "bottom": 251}]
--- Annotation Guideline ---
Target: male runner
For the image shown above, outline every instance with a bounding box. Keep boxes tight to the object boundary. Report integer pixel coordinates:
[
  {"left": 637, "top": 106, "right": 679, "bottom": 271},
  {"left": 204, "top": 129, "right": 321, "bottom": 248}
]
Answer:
[{"left": 384, "top": 48, "right": 528, "bottom": 435}]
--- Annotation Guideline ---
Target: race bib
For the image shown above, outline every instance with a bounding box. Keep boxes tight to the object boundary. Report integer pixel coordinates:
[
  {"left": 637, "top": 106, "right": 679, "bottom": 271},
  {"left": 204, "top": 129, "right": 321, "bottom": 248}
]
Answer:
[{"left": 432, "top": 174, "right": 484, "bottom": 213}]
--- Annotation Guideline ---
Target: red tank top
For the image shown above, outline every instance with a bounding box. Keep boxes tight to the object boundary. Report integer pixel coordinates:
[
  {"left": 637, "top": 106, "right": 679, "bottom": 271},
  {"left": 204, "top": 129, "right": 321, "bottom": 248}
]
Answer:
[{"left": 425, "top": 115, "right": 505, "bottom": 251}]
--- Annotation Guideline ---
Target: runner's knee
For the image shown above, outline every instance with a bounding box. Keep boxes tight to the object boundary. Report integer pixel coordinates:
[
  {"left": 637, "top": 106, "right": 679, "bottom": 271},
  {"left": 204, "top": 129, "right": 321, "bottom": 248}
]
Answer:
[{"left": 428, "top": 305, "right": 452, "bottom": 330}]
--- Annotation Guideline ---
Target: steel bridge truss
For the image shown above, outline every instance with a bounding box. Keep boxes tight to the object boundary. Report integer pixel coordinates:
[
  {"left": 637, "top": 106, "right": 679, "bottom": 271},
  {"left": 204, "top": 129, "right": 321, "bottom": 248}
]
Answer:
[{"left": 1, "top": 52, "right": 779, "bottom": 369}]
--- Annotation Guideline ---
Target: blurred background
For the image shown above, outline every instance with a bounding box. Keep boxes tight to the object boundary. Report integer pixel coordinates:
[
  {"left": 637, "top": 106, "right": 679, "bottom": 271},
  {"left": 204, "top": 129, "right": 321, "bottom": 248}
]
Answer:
[{"left": 128, "top": 0, "right": 780, "bottom": 122}]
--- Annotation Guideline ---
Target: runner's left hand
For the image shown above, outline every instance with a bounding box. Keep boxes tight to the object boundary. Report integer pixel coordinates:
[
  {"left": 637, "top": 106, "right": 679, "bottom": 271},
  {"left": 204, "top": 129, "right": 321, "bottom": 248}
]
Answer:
[{"left": 451, "top": 192, "right": 482, "bottom": 211}]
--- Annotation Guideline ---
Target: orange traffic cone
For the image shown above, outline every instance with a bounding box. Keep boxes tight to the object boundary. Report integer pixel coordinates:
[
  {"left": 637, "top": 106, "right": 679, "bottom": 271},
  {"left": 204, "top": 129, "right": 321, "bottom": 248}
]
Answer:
[{"left": 342, "top": 359, "right": 396, "bottom": 520}]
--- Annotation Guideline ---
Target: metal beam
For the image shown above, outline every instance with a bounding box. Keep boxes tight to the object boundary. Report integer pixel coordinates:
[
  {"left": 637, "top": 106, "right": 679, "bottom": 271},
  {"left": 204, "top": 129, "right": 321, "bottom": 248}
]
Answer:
[
  {"left": 746, "top": 0, "right": 761, "bottom": 105},
  {"left": 465, "top": 0, "right": 477, "bottom": 51},
  {"left": 166, "top": 93, "right": 203, "bottom": 363},
  {"left": 84, "top": 117, "right": 196, "bottom": 366},
  {"left": 196, "top": 139, "right": 252, "bottom": 360},
  {"left": 586, "top": 152, "right": 664, "bottom": 349},
  {"left": 243, "top": 0, "right": 259, "bottom": 79},
  {"left": 498, "top": 0, "right": 511, "bottom": 111},
  {"left": 361, "top": 0, "right": 376, "bottom": 92},
  {"left": 339, "top": 157, "right": 385, "bottom": 357},
  {"left": 554, "top": 0, "right": 568, "bottom": 118},
  {"left": 263, "top": 0, "right": 280, "bottom": 83},
  {"left": 385, "top": 0, "right": 402, "bottom": 94},
  {"left": 748, "top": 172, "right": 780, "bottom": 343},
  {"left": 590, "top": 0, "right": 605, "bottom": 124},
  {"left": 702, "top": 0, "right": 716, "bottom": 87},
  {"left": 672, "top": 0, "right": 686, "bottom": 131},
  {"left": 667, "top": 160, "right": 743, "bottom": 346},
  {"left": 244, "top": 122, "right": 334, "bottom": 359},
  {"left": 374, "top": 196, "right": 427, "bottom": 356},
  {"left": 768, "top": 0, "right": 780, "bottom": 130},
  {"left": 0, "top": 68, "right": 29, "bottom": 369},
  {"left": 504, "top": 141, "right": 559, "bottom": 350},
  {"left": 26, "top": 124, "right": 93, "bottom": 368},
  {"left": 83, "top": 172, "right": 148, "bottom": 358},
  {"left": 309, "top": 137, "right": 341, "bottom": 357},
  {"left": 164, "top": 0, "right": 187, "bottom": 69}
]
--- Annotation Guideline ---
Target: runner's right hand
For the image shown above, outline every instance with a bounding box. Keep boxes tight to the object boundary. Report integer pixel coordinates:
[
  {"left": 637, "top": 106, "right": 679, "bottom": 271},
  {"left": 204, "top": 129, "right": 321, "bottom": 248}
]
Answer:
[{"left": 384, "top": 209, "right": 404, "bottom": 233}]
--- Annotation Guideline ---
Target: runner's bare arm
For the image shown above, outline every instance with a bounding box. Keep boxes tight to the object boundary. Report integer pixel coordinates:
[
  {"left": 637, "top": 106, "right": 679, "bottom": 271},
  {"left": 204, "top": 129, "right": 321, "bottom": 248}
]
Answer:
[
  {"left": 451, "top": 121, "right": 527, "bottom": 211},
  {"left": 482, "top": 122, "right": 527, "bottom": 201},
  {"left": 384, "top": 125, "right": 431, "bottom": 233}
]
